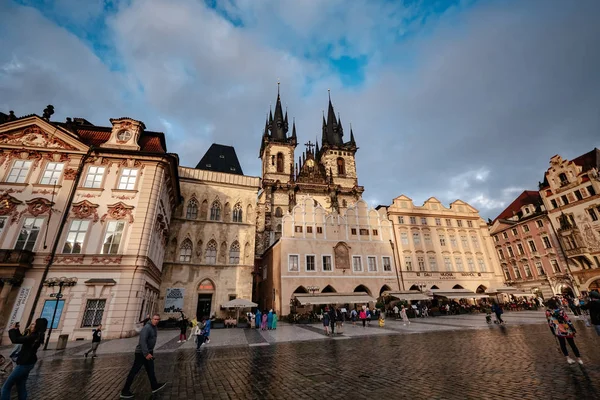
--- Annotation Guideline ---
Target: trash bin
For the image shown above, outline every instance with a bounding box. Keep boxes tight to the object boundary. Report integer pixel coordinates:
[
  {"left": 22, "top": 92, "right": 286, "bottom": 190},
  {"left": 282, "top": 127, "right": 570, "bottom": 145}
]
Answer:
[{"left": 56, "top": 334, "right": 69, "bottom": 350}]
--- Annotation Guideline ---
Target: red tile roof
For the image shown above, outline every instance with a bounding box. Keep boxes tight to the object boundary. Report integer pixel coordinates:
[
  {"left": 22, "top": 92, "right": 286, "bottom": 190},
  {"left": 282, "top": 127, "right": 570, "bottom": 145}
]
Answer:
[
  {"left": 60, "top": 124, "right": 167, "bottom": 153},
  {"left": 493, "top": 190, "right": 541, "bottom": 222}
]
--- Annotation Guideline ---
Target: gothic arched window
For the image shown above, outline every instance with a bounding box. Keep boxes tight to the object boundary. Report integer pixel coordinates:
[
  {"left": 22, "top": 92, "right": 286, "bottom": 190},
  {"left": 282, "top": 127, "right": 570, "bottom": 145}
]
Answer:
[
  {"left": 232, "top": 203, "right": 243, "bottom": 223},
  {"left": 337, "top": 157, "right": 345, "bottom": 175},
  {"left": 179, "top": 239, "right": 192, "bottom": 262},
  {"left": 186, "top": 199, "right": 198, "bottom": 219},
  {"left": 276, "top": 153, "right": 284, "bottom": 173},
  {"left": 210, "top": 200, "right": 221, "bottom": 221},
  {"left": 229, "top": 241, "right": 240, "bottom": 264},
  {"left": 205, "top": 240, "right": 217, "bottom": 264},
  {"left": 275, "top": 207, "right": 283, "bottom": 217}
]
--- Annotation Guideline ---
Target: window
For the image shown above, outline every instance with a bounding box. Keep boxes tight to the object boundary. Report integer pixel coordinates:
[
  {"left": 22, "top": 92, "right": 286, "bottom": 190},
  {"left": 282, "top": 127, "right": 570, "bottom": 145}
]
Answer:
[
  {"left": 551, "top": 199, "right": 558, "bottom": 209},
  {"left": 507, "top": 246, "right": 515, "bottom": 257},
  {"left": 435, "top": 218, "right": 441, "bottom": 226},
  {"left": 337, "top": 157, "right": 345, "bottom": 175},
  {"left": 62, "top": 220, "right": 89, "bottom": 254},
  {"left": 445, "top": 219, "right": 452, "bottom": 227},
  {"left": 83, "top": 166, "right": 105, "bottom": 188},
  {"left": 81, "top": 299, "right": 106, "bottom": 327},
  {"left": 288, "top": 255, "right": 299, "bottom": 271},
  {"left": 322, "top": 255, "right": 332, "bottom": 271},
  {"left": 525, "top": 207, "right": 530, "bottom": 214},
  {"left": 502, "top": 232, "right": 508, "bottom": 239},
  {"left": 589, "top": 208, "right": 598, "bottom": 222},
  {"left": 179, "top": 239, "right": 192, "bottom": 262},
  {"left": 528, "top": 240, "right": 537, "bottom": 253},
  {"left": 467, "top": 220, "right": 473, "bottom": 228},
  {"left": 517, "top": 243, "right": 525, "bottom": 255},
  {"left": 205, "top": 240, "right": 217, "bottom": 264},
  {"left": 372, "top": 229, "right": 378, "bottom": 236},
  {"left": 102, "top": 221, "right": 125, "bottom": 254},
  {"left": 512, "top": 228, "right": 518, "bottom": 236},
  {"left": 457, "top": 220, "right": 463, "bottom": 227},
  {"left": 467, "top": 258, "right": 475, "bottom": 272},
  {"left": 417, "top": 256, "right": 425, "bottom": 271},
  {"left": 307, "top": 226, "right": 313, "bottom": 234},
  {"left": 478, "top": 259, "right": 486, "bottom": 272},
  {"left": 551, "top": 259, "right": 560, "bottom": 273},
  {"left": 455, "top": 257, "right": 464, "bottom": 271},
  {"left": 461, "top": 236, "right": 468, "bottom": 248},
  {"left": 314, "top": 226, "right": 322, "bottom": 234},
  {"left": 232, "top": 203, "right": 243, "bottom": 223},
  {"left": 574, "top": 190, "right": 583, "bottom": 201},
  {"left": 413, "top": 232, "right": 421, "bottom": 245},
  {"left": 523, "top": 224, "right": 530, "bottom": 233},
  {"left": 368, "top": 256, "right": 377, "bottom": 272},
  {"left": 439, "top": 235, "right": 446, "bottom": 246},
  {"left": 429, "top": 257, "right": 437, "bottom": 271},
  {"left": 0, "top": 217, "right": 6, "bottom": 237},
  {"left": 588, "top": 185, "right": 596, "bottom": 196},
  {"left": 559, "top": 173, "right": 568, "bottom": 186},
  {"left": 536, "top": 220, "right": 544, "bottom": 228},
  {"left": 444, "top": 257, "right": 452, "bottom": 271},
  {"left": 523, "top": 264, "right": 532, "bottom": 278},
  {"left": 306, "top": 255, "right": 315, "bottom": 271},
  {"left": 276, "top": 153, "right": 284, "bottom": 173},
  {"left": 498, "top": 249, "right": 505, "bottom": 260},
  {"left": 118, "top": 168, "right": 138, "bottom": 190},
  {"left": 15, "top": 217, "right": 44, "bottom": 251},
  {"left": 535, "top": 262, "right": 545, "bottom": 276},
  {"left": 503, "top": 266, "right": 511, "bottom": 281},
  {"left": 542, "top": 236, "right": 552, "bottom": 249},
  {"left": 295, "top": 226, "right": 303, "bottom": 233},
  {"left": 512, "top": 264, "right": 522, "bottom": 279},
  {"left": 494, "top": 235, "right": 499, "bottom": 242},
  {"left": 421, "top": 217, "right": 427, "bottom": 225},
  {"left": 401, "top": 232, "right": 409, "bottom": 245},
  {"left": 6, "top": 160, "right": 32, "bottom": 183},
  {"left": 275, "top": 207, "right": 283, "bottom": 217},
  {"left": 450, "top": 235, "right": 457, "bottom": 248},
  {"left": 471, "top": 235, "right": 479, "bottom": 248},
  {"left": 352, "top": 256, "right": 363, "bottom": 272},
  {"left": 404, "top": 256, "right": 413, "bottom": 271},
  {"left": 229, "top": 241, "right": 240, "bottom": 264},
  {"left": 561, "top": 195, "right": 569, "bottom": 205},
  {"left": 40, "top": 162, "right": 64, "bottom": 185},
  {"left": 351, "top": 228, "right": 357, "bottom": 235},
  {"left": 186, "top": 199, "right": 198, "bottom": 219},
  {"left": 210, "top": 200, "right": 221, "bottom": 221},
  {"left": 382, "top": 257, "right": 391, "bottom": 272},
  {"left": 359, "top": 229, "right": 369, "bottom": 235},
  {"left": 424, "top": 232, "right": 432, "bottom": 244},
  {"left": 409, "top": 217, "right": 417, "bottom": 225},
  {"left": 398, "top": 216, "right": 405, "bottom": 224}
]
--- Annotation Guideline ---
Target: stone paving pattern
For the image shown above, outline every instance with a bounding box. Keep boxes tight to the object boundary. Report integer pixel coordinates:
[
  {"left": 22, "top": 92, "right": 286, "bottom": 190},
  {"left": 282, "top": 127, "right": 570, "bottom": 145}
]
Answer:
[{"left": 0, "top": 311, "right": 599, "bottom": 399}]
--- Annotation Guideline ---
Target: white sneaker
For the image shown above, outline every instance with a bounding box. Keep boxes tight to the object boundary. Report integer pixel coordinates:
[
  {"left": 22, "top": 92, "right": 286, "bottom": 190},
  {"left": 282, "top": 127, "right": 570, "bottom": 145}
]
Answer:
[
  {"left": 566, "top": 357, "right": 575, "bottom": 364},
  {"left": 177, "top": 340, "right": 181, "bottom": 343},
  {"left": 577, "top": 358, "right": 584, "bottom": 365}
]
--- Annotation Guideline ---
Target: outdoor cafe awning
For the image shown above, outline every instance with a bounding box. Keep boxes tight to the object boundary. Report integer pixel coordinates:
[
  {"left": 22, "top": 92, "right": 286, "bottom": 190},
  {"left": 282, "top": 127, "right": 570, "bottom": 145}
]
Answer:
[
  {"left": 509, "top": 293, "right": 536, "bottom": 297},
  {"left": 383, "top": 290, "right": 432, "bottom": 301},
  {"left": 429, "top": 289, "right": 489, "bottom": 299},
  {"left": 485, "top": 287, "right": 518, "bottom": 294},
  {"left": 294, "top": 292, "right": 376, "bottom": 306}
]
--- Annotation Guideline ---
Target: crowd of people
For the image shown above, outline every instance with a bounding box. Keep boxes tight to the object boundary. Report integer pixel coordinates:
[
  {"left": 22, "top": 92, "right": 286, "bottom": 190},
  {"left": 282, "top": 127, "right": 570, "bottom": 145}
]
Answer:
[{"left": 248, "top": 309, "right": 278, "bottom": 330}]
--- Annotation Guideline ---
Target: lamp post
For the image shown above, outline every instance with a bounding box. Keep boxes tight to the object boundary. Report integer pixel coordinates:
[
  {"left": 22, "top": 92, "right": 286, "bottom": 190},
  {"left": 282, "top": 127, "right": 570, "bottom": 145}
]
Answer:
[
  {"left": 307, "top": 286, "right": 320, "bottom": 294},
  {"left": 416, "top": 284, "right": 427, "bottom": 292},
  {"left": 43, "top": 277, "right": 77, "bottom": 350}
]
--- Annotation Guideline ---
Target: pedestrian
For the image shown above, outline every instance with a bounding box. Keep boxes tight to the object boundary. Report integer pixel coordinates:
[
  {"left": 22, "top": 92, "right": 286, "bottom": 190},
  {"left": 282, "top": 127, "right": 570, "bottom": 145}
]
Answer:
[
  {"left": 255, "top": 309, "right": 262, "bottom": 329},
  {"left": 400, "top": 305, "right": 410, "bottom": 325},
  {"left": 193, "top": 318, "right": 205, "bottom": 351},
  {"left": 267, "top": 310, "right": 274, "bottom": 330},
  {"left": 393, "top": 304, "right": 399, "bottom": 317},
  {"left": 1, "top": 318, "right": 48, "bottom": 400},
  {"left": 271, "top": 311, "right": 278, "bottom": 330},
  {"left": 85, "top": 324, "right": 103, "bottom": 358},
  {"left": 350, "top": 308, "right": 357, "bottom": 326},
  {"left": 120, "top": 314, "right": 166, "bottom": 399},
  {"left": 322, "top": 308, "right": 330, "bottom": 335},
  {"left": 582, "top": 291, "right": 600, "bottom": 336},
  {"left": 366, "top": 306, "right": 371, "bottom": 326},
  {"left": 328, "top": 306, "right": 337, "bottom": 335},
  {"left": 546, "top": 298, "right": 583, "bottom": 365},
  {"left": 178, "top": 314, "right": 188, "bottom": 343},
  {"left": 491, "top": 302, "right": 505, "bottom": 324},
  {"left": 335, "top": 308, "right": 344, "bottom": 334},
  {"left": 261, "top": 311, "right": 268, "bottom": 330},
  {"left": 359, "top": 308, "right": 367, "bottom": 328}
]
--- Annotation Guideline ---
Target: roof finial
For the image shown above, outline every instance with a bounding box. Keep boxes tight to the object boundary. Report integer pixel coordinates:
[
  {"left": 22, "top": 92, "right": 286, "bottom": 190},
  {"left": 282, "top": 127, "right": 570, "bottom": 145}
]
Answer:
[
  {"left": 277, "top": 79, "right": 280, "bottom": 96},
  {"left": 328, "top": 88, "right": 331, "bottom": 101}
]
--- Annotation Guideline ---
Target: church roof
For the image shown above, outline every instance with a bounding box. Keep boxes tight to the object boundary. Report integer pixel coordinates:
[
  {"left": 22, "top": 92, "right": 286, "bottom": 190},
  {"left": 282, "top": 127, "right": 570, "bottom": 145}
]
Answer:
[{"left": 196, "top": 143, "right": 244, "bottom": 175}]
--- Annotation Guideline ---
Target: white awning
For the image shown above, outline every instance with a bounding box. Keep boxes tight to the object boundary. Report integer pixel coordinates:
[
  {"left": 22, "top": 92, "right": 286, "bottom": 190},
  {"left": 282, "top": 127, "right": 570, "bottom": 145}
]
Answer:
[
  {"left": 509, "top": 293, "right": 536, "bottom": 297},
  {"left": 430, "top": 289, "right": 488, "bottom": 299},
  {"left": 441, "top": 293, "right": 490, "bottom": 300},
  {"left": 221, "top": 298, "right": 257, "bottom": 308},
  {"left": 294, "top": 293, "right": 376, "bottom": 305},
  {"left": 383, "top": 291, "right": 432, "bottom": 301},
  {"left": 486, "top": 287, "right": 518, "bottom": 294}
]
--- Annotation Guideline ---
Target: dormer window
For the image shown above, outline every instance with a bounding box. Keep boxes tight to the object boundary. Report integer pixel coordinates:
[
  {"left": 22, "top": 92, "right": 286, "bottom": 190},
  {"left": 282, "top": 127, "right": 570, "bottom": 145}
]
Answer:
[
  {"left": 116, "top": 130, "right": 132, "bottom": 142},
  {"left": 559, "top": 173, "right": 568, "bottom": 186}
]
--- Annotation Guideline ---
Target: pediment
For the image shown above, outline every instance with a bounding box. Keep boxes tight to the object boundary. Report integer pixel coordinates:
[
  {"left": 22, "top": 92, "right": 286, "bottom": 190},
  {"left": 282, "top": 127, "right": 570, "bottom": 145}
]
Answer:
[{"left": 0, "top": 117, "right": 88, "bottom": 152}]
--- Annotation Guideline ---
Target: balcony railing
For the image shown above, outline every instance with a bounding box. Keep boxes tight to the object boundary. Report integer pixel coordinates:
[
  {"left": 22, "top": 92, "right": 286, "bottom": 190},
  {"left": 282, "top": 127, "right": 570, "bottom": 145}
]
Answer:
[{"left": 0, "top": 249, "right": 35, "bottom": 266}]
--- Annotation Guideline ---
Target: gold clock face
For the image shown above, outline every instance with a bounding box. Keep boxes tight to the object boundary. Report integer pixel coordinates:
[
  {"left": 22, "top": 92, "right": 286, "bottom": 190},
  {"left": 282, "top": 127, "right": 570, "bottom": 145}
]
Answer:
[{"left": 306, "top": 159, "right": 315, "bottom": 167}]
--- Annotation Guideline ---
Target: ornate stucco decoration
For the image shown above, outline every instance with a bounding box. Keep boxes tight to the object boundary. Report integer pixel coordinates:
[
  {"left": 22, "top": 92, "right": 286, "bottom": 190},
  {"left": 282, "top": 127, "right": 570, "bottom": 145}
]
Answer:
[
  {"left": 0, "top": 193, "right": 23, "bottom": 224},
  {"left": 20, "top": 198, "right": 54, "bottom": 218},
  {"left": 71, "top": 200, "right": 100, "bottom": 223},
  {"left": 101, "top": 202, "right": 135, "bottom": 224},
  {"left": 0, "top": 126, "right": 77, "bottom": 150}
]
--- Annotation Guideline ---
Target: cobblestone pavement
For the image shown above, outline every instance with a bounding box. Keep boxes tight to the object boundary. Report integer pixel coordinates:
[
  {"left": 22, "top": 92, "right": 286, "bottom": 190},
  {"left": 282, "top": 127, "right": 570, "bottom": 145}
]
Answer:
[{"left": 1, "top": 315, "right": 599, "bottom": 399}]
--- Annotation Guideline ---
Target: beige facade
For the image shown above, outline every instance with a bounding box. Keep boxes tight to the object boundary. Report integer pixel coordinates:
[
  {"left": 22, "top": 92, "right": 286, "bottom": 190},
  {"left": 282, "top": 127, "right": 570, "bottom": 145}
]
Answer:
[
  {"left": 0, "top": 113, "right": 179, "bottom": 343},
  {"left": 160, "top": 166, "right": 260, "bottom": 320},
  {"left": 538, "top": 149, "right": 600, "bottom": 293},
  {"left": 258, "top": 197, "right": 397, "bottom": 316},
  {"left": 382, "top": 196, "right": 505, "bottom": 294}
]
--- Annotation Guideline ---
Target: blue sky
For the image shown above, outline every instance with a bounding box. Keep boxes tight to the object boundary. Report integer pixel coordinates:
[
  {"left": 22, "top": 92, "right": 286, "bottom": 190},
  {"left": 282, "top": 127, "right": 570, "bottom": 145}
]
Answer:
[{"left": 1, "top": 0, "right": 599, "bottom": 219}]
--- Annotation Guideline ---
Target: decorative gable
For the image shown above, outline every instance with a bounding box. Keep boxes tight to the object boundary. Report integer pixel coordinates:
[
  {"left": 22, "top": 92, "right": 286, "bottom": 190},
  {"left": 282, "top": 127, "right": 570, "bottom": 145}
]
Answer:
[
  {"left": 100, "top": 118, "right": 144, "bottom": 151},
  {"left": 0, "top": 124, "right": 82, "bottom": 151}
]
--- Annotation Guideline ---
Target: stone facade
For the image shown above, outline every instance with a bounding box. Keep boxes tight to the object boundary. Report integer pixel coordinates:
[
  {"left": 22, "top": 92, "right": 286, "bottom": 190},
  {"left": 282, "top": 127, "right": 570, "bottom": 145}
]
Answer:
[
  {"left": 257, "top": 197, "right": 396, "bottom": 316},
  {"left": 0, "top": 113, "right": 179, "bottom": 343},
  {"left": 382, "top": 196, "right": 505, "bottom": 294},
  {"left": 538, "top": 149, "right": 600, "bottom": 293},
  {"left": 159, "top": 166, "right": 260, "bottom": 320}
]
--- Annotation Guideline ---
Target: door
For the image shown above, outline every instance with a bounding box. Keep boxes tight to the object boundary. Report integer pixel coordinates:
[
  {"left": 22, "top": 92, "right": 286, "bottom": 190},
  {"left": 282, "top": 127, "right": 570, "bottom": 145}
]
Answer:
[{"left": 197, "top": 294, "right": 212, "bottom": 320}]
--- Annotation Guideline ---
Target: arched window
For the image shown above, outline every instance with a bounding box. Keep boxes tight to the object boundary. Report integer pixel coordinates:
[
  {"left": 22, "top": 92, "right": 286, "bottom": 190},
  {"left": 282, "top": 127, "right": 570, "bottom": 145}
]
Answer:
[
  {"left": 337, "top": 157, "right": 345, "bottom": 175},
  {"left": 275, "top": 207, "right": 283, "bottom": 217},
  {"left": 179, "top": 239, "right": 192, "bottom": 262},
  {"left": 210, "top": 200, "right": 221, "bottom": 221},
  {"left": 229, "top": 241, "right": 240, "bottom": 264},
  {"left": 232, "top": 203, "right": 243, "bottom": 223},
  {"left": 186, "top": 199, "right": 198, "bottom": 219},
  {"left": 276, "top": 153, "right": 284, "bottom": 173},
  {"left": 558, "top": 173, "right": 568, "bottom": 185},
  {"left": 276, "top": 224, "right": 282, "bottom": 232},
  {"left": 205, "top": 240, "right": 217, "bottom": 264},
  {"left": 200, "top": 200, "right": 208, "bottom": 219}
]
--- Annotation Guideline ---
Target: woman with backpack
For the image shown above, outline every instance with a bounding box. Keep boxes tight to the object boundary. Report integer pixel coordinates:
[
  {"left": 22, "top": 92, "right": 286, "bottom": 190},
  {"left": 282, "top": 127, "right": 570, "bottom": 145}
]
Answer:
[{"left": 1, "top": 318, "right": 48, "bottom": 400}]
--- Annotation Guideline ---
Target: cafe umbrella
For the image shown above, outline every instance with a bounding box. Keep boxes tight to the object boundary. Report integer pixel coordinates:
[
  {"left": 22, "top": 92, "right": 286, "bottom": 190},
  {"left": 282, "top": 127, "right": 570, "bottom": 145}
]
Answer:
[{"left": 221, "top": 298, "right": 258, "bottom": 324}]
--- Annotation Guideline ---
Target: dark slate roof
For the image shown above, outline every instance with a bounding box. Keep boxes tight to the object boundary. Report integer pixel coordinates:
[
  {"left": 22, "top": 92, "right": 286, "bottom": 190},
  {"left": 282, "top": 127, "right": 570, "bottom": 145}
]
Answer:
[{"left": 195, "top": 143, "right": 244, "bottom": 175}]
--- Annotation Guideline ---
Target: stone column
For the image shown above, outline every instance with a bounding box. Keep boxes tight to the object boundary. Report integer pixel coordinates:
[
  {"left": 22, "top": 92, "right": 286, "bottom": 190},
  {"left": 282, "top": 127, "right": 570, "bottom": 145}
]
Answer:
[{"left": 0, "top": 281, "right": 13, "bottom": 314}]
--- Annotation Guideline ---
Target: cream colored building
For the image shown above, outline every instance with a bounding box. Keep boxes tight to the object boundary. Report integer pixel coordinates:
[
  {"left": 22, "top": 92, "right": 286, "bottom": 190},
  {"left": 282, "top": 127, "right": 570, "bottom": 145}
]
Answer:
[
  {"left": 0, "top": 110, "right": 179, "bottom": 343},
  {"left": 538, "top": 148, "right": 600, "bottom": 293},
  {"left": 382, "top": 196, "right": 505, "bottom": 296},
  {"left": 159, "top": 145, "right": 260, "bottom": 320},
  {"left": 258, "top": 197, "right": 397, "bottom": 316}
]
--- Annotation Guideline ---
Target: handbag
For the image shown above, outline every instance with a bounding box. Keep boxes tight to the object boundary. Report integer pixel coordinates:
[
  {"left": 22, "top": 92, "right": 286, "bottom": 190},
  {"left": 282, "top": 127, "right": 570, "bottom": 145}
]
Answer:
[{"left": 9, "top": 344, "right": 21, "bottom": 363}]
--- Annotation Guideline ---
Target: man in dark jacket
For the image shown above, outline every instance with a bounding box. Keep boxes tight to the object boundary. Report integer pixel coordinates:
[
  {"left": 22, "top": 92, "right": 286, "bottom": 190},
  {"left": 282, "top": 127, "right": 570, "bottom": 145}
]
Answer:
[
  {"left": 120, "top": 314, "right": 166, "bottom": 399},
  {"left": 582, "top": 291, "right": 600, "bottom": 336},
  {"left": 85, "top": 324, "right": 102, "bottom": 358},
  {"left": 328, "top": 306, "right": 337, "bottom": 335}
]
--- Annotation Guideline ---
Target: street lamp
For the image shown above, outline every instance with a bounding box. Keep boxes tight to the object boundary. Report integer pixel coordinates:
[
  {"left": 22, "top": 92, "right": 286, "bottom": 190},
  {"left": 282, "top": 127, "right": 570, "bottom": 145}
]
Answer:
[
  {"left": 417, "top": 284, "right": 427, "bottom": 292},
  {"left": 43, "top": 277, "right": 77, "bottom": 350}
]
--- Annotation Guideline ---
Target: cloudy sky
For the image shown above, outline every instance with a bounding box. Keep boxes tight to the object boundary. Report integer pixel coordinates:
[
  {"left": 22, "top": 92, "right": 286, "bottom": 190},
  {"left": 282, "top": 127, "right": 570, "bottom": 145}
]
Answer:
[{"left": 1, "top": 0, "right": 599, "bottom": 219}]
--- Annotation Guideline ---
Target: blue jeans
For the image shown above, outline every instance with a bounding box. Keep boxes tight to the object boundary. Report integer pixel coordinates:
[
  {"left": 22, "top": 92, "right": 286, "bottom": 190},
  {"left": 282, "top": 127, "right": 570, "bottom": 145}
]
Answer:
[{"left": 1, "top": 364, "right": 35, "bottom": 400}]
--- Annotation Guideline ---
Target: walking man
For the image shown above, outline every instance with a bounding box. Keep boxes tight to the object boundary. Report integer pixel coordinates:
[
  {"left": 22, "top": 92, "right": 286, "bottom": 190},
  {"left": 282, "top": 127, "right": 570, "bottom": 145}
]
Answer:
[
  {"left": 85, "top": 324, "right": 102, "bottom": 358},
  {"left": 582, "top": 291, "right": 600, "bottom": 336},
  {"left": 120, "top": 314, "right": 166, "bottom": 399}
]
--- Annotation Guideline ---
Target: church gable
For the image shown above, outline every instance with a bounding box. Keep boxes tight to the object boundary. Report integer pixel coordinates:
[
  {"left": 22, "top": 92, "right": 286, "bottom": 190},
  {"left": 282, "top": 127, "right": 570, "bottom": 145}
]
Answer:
[{"left": 0, "top": 119, "right": 87, "bottom": 152}]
